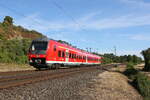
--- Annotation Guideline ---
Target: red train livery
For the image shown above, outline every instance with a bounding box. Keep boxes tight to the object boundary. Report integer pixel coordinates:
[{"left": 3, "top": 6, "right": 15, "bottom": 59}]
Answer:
[{"left": 28, "top": 38, "right": 102, "bottom": 69}]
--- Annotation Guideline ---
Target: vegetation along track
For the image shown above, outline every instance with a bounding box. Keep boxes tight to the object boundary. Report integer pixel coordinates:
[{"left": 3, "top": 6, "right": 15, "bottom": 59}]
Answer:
[{"left": 0, "top": 64, "right": 119, "bottom": 89}]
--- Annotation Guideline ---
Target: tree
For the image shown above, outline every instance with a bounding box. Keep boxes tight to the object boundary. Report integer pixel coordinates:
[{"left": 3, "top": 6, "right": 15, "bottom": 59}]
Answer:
[
  {"left": 3, "top": 16, "right": 13, "bottom": 26},
  {"left": 141, "top": 48, "right": 150, "bottom": 71}
]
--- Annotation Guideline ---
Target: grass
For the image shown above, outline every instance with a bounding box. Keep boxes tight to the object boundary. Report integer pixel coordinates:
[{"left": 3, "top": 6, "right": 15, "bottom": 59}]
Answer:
[
  {"left": 0, "top": 63, "right": 35, "bottom": 72},
  {"left": 133, "top": 73, "right": 150, "bottom": 99},
  {"left": 124, "top": 63, "right": 150, "bottom": 100}
]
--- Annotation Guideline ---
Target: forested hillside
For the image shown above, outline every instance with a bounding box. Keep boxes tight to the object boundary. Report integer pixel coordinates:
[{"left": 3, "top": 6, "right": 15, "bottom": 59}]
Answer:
[{"left": 0, "top": 16, "right": 45, "bottom": 64}]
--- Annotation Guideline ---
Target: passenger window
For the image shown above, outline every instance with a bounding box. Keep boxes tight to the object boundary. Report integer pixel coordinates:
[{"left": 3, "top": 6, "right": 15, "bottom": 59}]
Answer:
[
  {"left": 69, "top": 53, "right": 71, "bottom": 58},
  {"left": 54, "top": 45, "right": 57, "bottom": 51},
  {"left": 62, "top": 51, "right": 65, "bottom": 58},
  {"left": 72, "top": 54, "right": 74, "bottom": 59},
  {"left": 74, "top": 54, "right": 76, "bottom": 59},
  {"left": 71, "top": 54, "right": 73, "bottom": 59},
  {"left": 58, "top": 50, "right": 61, "bottom": 57}
]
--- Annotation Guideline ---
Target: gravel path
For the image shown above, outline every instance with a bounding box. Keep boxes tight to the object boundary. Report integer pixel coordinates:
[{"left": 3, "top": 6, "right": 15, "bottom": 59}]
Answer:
[{"left": 0, "top": 69, "right": 103, "bottom": 100}]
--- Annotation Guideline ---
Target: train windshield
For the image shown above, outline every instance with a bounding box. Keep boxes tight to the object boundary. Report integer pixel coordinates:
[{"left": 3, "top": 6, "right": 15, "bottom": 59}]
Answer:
[{"left": 31, "top": 41, "right": 48, "bottom": 51}]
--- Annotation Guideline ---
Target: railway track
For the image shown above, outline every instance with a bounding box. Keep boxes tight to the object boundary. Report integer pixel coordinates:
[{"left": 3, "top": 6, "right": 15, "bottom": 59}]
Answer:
[{"left": 0, "top": 64, "right": 119, "bottom": 89}]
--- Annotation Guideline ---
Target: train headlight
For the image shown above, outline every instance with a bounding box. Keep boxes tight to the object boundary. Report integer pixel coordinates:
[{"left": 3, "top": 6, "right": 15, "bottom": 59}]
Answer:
[{"left": 30, "top": 59, "right": 33, "bottom": 63}]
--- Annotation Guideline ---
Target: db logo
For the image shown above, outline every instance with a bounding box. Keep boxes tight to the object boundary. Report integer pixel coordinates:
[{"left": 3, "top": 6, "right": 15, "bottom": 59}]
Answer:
[{"left": 36, "top": 55, "right": 39, "bottom": 57}]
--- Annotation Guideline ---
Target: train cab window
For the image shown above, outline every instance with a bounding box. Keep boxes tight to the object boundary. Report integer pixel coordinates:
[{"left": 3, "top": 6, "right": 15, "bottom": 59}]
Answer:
[
  {"left": 58, "top": 50, "right": 61, "bottom": 57},
  {"left": 54, "top": 45, "right": 57, "bottom": 51},
  {"left": 62, "top": 51, "right": 65, "bottom": 58}
]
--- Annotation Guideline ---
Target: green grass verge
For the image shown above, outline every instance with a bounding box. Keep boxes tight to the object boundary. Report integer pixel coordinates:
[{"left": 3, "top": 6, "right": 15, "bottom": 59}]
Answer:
[{"left": 124, "top": 63, "right": 150, "bottom": 100}]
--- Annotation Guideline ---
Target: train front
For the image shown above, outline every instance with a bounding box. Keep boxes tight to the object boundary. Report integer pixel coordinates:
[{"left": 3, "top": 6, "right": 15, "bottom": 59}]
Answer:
[{"left": 28, "top": 38, "right": 49, "bottom": 69}]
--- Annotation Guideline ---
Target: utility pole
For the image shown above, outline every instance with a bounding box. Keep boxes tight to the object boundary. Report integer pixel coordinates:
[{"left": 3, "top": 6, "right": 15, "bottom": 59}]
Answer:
[
  {"left": 86, "top": 48, "right": 88, "bottom": 52},
  {"left": 114, "top": 46, "right": 117, "bottom": 56},
  {"left": 89, "top": 48, "right": 92, "bottom": 53},
  {"left": 96, "top": 48, "right": 98, "bottom": 54}
]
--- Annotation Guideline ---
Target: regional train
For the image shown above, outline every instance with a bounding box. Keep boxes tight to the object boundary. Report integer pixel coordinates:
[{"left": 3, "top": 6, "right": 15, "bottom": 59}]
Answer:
[{"left": 28, "top": 38, "right": 102, "bottom": 70}]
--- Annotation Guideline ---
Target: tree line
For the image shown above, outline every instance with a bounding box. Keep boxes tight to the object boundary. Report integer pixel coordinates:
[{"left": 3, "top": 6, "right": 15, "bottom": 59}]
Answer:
[{"left": 100, "top": 53, "right": 143, "bottom": 64}]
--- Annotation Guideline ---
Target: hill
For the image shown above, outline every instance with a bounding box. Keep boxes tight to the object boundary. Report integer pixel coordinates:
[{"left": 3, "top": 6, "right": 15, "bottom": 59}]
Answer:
[
  {"left": 0, "top": 16, "right": 45, "bottom": 64},
  {"left": 0, "top": 16, "right": 44, "bottom": 40}
]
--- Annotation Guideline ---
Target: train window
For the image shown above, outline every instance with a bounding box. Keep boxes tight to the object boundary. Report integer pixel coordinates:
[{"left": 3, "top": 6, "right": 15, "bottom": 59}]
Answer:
[
  {"left": 31, "top": 41, "right": 48, "bottom": 50},
  {"left": 62, "top": 51, "right": 65, "bottom": 58},
  {"left": 54, "top": 45, "right": 57, "bottom": 51},
  {"left": 77, "top": 55, "right": 79, "bottom": 59},
  {"left": 58, "top": 50, "right": 61, "bottom": 57},
  {"left": 83, "top": 56, "right": 85, "bottom": 60},
  {"left": 71, "top": 53, "right": 73, "bottom": 59},
  {"left": 69, "top": 53, "right": 71, "bottom": 58},
  {"left": 74, "top": 54, "right": 76, "bottom": 59},
  {"left": 79, "top": 56, "right": 80, "bottom": 59}
]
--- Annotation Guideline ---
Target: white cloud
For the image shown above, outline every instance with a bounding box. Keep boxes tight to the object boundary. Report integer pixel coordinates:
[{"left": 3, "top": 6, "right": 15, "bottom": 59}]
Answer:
[
  {"left": 15, "top": 12, "right": 150, "bottom": 34},
  {"left": 120, "top": 0, "right": 150, "bottom": 7},
  {"left": 15, "top": 14, "right": 68, "bottom": 33},
  {"left": 131, "top": 34, "right": 150, "bottom": 41},
  {"left": 83, "top": 14, "right": 150, "bottom": 30}
]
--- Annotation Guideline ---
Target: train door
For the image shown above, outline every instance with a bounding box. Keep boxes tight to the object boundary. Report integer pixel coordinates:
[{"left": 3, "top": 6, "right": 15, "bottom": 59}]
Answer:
[
  {"left": 65, "top": 49, "right": 69, "bottom": 62},
  {"left": 52, "top": 45, "right": 57, "bottom": 61},
  {"left": 86, "top": 55, "right": 88, "bottom": 64}
]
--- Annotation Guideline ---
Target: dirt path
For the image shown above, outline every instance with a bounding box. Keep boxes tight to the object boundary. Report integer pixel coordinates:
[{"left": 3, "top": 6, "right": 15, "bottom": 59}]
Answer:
[
  {"left": 0, "top": 63, "right": 35, "bottom": 72},
  {"left": 80, "top": 66, "right": 143, "bottom": 100}
]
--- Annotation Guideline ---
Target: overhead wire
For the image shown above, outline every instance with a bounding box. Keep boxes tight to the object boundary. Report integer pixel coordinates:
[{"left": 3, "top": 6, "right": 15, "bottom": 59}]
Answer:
[
  {"left": 0, "top": 0, "right": 88, "bottom": 37},
  {"left": 47, "top": 0, "right": 88, "bottom": 32},
  {"left": 0, "top": 3, "right": 47, "bottom": 37}
]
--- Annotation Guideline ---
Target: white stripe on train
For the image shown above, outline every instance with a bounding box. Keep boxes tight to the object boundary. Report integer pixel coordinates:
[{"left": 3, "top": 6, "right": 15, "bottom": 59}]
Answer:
[{"left": 46, "top": 61, "right": 100, "bottom": 65}]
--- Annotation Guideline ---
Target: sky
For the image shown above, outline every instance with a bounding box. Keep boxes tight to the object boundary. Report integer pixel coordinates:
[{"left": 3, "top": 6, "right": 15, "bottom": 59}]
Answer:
[{"left": 0, "top": 0, "right": 150, "bottom": 57}]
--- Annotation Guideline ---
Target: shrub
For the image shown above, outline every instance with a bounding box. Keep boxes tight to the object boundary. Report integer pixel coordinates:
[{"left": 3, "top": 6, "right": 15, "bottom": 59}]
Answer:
[
  {"left": 0, "top": 39, "right": 31, "bottom": 64},
  {"left": 127, "top": 62, "right": 134, "bottom": 69},
  {"left": 124, "top": 62, "right": 139, "bottom": 79},
  {"left": 133, "top": 73, "right": 150, "bottom": 99},
  {"left": 141, "top": 48, "right": 150, "bottom": 71}
]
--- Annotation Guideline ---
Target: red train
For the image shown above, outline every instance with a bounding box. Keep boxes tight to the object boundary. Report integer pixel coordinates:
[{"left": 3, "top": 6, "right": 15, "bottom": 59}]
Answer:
[{"left": 28, "top": 38, "right": 102, "bottom": 69}]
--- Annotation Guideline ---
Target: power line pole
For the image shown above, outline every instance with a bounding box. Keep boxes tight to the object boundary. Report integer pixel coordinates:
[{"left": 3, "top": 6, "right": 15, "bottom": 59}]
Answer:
[
  {"left": 86, "top": 48, "right": 88, "bottom": 52},
  {"left": 89, "top": 48, "right": 92, "bottom": 53},
  {"left": 114, "top": 46, "right": 117, "bottom": 56}
]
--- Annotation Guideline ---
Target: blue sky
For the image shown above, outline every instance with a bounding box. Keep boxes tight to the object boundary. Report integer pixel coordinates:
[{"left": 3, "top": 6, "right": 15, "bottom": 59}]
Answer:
[{"left": 0, "top": 0, "right": 150, "bottom": 57}]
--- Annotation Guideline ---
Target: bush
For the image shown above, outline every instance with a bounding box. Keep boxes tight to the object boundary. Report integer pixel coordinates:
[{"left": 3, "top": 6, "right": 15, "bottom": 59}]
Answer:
[
  {"left": 124, "top": 62, "right": 139, "bottom": 79},
  {"left": 0, "top": 39, "right": 31, "bottom": 64},
  {"left": 141, "top": 48, "right": 150, "bottom": 71},
  {"left": 127, "top": 62, "right": 134, "bottom": 69},
  {"left": 133, "top": 73, "right": 150, "bottom": 99}
]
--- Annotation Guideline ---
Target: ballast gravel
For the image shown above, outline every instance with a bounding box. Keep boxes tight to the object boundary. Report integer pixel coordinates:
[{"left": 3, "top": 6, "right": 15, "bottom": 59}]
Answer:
[
  {"left": 0, "top": 69, "right": 103, "bottom": 100},
  {"left": 0, "top": 67, "right": 142, "bottom": 100}
]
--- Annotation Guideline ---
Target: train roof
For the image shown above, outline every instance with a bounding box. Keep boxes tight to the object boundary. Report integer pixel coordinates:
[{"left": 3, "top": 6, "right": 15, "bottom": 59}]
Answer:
[
  {"left": 32, "top": 37, "right": 52, "bottom": 42},
  {"left": 33, "top": 37, "right": 101, "bottom": 58}
]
